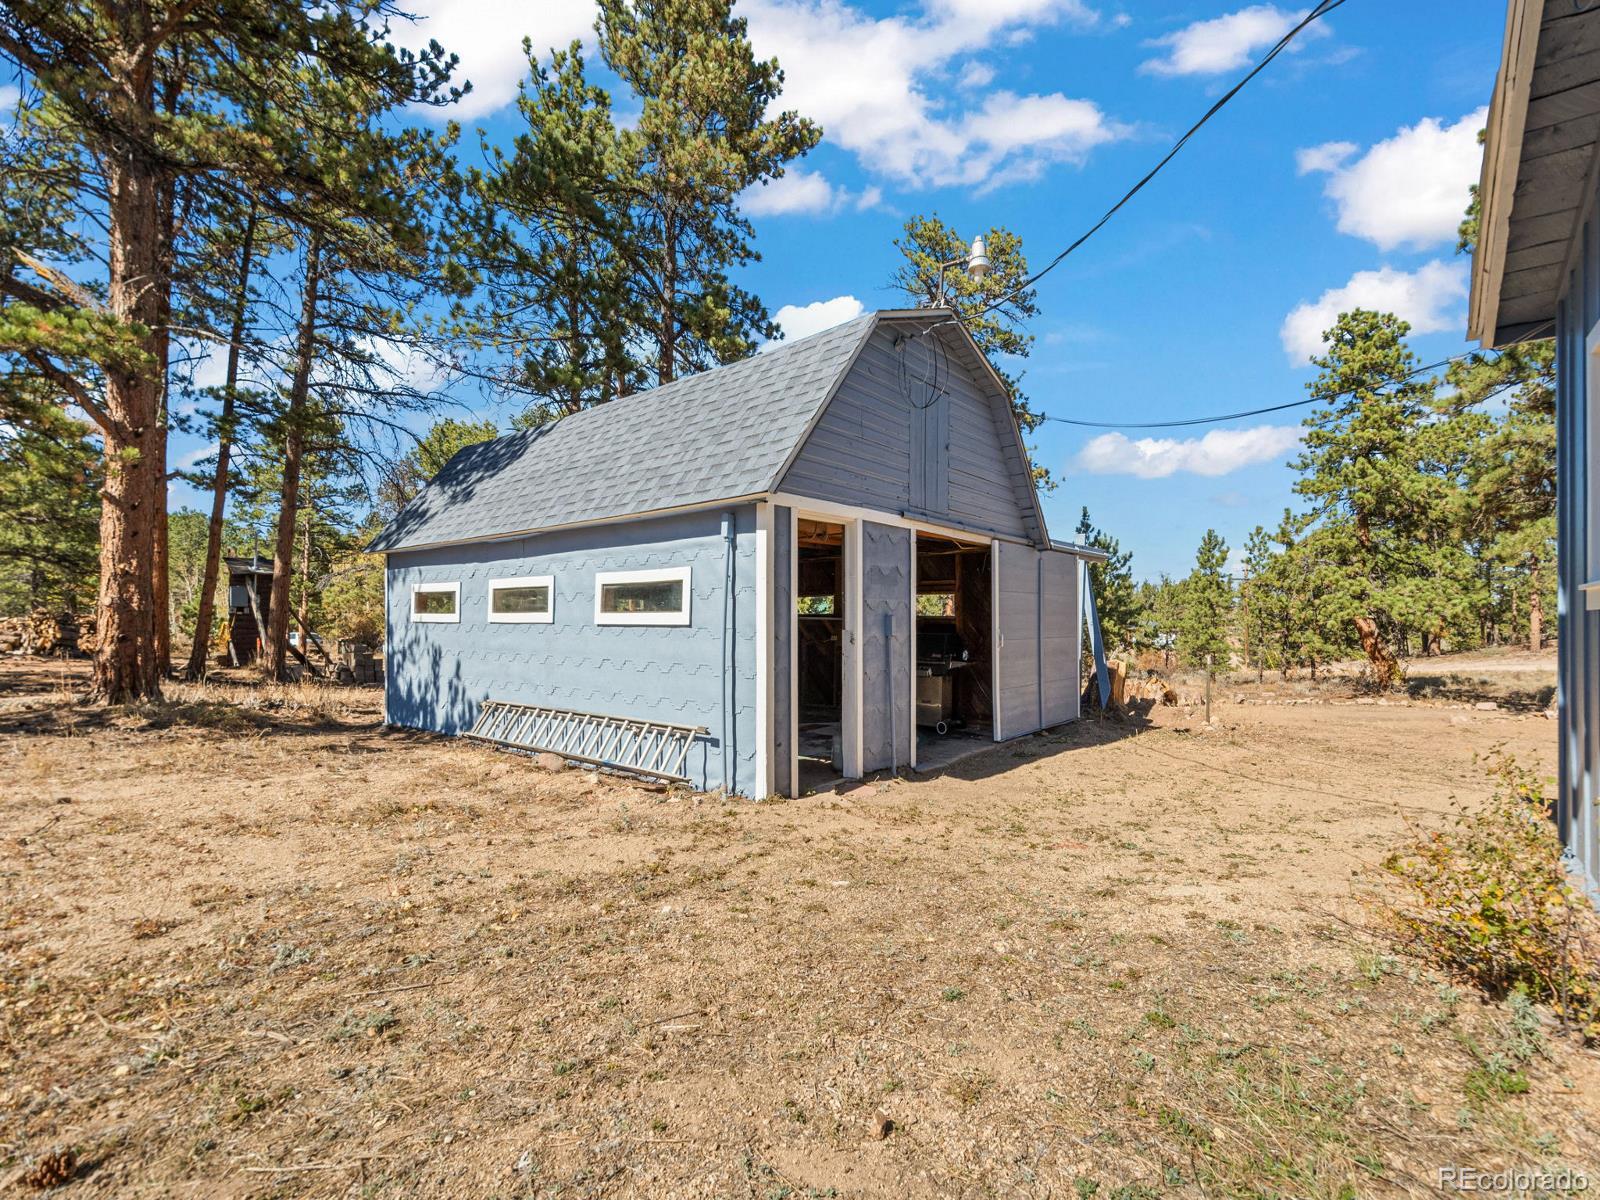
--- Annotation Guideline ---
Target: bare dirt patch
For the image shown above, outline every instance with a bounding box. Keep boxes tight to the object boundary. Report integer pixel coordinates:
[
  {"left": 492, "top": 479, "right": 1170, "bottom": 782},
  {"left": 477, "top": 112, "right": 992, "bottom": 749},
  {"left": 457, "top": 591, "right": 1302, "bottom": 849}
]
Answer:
[{"left": 1, "top": 658, "right": 1595, "bottom": 1197}]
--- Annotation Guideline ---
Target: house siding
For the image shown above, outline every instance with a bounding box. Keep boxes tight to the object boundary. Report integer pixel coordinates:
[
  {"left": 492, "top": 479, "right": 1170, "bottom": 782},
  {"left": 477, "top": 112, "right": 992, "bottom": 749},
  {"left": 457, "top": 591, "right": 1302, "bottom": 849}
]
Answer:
[
  {"left": 1040, "top": 550, "right": 1081, "bottom": 728},
  {"left": 861, "top": 520, "right": 913, "bottom": 772},
  {"left": 772, "top": 505, "right": 795, "bottom": 798},
  {"left": 384, "top": 506, "right": 760, "bottom": 796},
  {"left": 779, "top": 326, "right": 1039, "bottom": 543},
  {"left": 994, "top": 540, "right": 1041, "bottom": 739},
  {"left": 1556, "top": 175, "right": 1600, "bottom": 897}
]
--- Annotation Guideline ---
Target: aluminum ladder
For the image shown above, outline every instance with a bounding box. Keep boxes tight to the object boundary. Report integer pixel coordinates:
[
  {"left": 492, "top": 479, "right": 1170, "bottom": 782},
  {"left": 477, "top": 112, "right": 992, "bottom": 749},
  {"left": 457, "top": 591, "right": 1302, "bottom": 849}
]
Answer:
[{"left": 464, "top": 700, "right": 706, "bottom": 784}]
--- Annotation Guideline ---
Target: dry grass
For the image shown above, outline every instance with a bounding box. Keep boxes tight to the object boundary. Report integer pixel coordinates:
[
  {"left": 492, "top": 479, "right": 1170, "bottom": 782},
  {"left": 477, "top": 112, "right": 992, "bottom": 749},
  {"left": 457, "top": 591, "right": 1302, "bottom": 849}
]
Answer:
[{"left": 0, "top": 656, "right": 1596, "bottom": 1198}]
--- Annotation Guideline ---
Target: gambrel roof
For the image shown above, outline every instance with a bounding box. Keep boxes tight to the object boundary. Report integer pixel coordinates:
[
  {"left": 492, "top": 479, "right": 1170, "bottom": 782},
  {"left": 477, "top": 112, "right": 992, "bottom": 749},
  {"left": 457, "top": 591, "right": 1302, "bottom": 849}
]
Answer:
[{"left": 371, "top": 310, "right": 1047, "bottom": 552}]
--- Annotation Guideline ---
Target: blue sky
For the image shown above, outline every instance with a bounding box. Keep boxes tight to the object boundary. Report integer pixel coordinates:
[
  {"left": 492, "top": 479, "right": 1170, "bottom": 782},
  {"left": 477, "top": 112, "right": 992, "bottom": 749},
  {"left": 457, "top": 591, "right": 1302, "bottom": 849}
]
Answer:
[{"left": 172, "top": 0, "right": 1501, "bottom": 580}]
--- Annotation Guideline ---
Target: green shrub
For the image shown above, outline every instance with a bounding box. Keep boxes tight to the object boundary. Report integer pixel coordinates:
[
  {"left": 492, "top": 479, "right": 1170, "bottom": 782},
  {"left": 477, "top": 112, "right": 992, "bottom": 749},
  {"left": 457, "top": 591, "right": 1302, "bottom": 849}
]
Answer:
[{"left": 1382, "top": 752, "right": 1600, "bottom": 1043}]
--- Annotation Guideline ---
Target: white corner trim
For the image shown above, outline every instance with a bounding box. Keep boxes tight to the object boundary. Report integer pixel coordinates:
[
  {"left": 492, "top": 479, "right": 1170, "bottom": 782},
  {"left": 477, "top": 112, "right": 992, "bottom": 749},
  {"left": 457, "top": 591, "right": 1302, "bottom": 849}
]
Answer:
[
  {"left": 789, "top": 507, "right": 800, "bottom": 797},
  {"left": 755, "top": 503, "right": 772, "bottom": 799},
  {"left": 410, "top": 581, "right": 460, "bottom": 623},
  {"left": 594, "top": 565, "right": 693, "bottom": 627},
  {"left": 487, "top": 574, "right": 554, "bottom": 624}
]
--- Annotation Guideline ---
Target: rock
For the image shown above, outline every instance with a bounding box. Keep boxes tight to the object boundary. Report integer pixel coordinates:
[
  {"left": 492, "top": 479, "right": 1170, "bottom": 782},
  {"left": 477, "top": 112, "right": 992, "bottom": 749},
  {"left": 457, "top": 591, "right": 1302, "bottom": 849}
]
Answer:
[
  {"left": 1474, "top": 701, "right": 1499, "bottom": 712},
  {"left": 869, "top": 1108, "right": 893, "bottom": 1140},
  {"left": 533, "top": 752, "right": 566, "bottom": 772}
]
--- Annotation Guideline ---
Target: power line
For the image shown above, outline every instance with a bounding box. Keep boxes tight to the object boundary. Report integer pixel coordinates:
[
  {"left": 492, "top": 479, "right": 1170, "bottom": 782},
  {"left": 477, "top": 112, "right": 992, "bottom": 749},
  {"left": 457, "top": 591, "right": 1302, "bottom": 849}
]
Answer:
[
  {"left": 973, "top": 0, "right": 1348, "bottom": 321},
  {"left": 1040, "top": 327, "right": 1554, "bottom": 430}
]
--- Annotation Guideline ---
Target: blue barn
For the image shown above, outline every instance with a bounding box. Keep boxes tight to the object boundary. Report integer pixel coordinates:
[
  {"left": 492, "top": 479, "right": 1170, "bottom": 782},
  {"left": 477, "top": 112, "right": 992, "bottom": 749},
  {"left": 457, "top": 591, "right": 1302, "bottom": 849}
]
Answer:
[
  {"left": 1472, "top": 0, "right": 1600, "bottom": 895},
  {"left": 371, "top": 309, "right": 1104, "bottom": 798}
]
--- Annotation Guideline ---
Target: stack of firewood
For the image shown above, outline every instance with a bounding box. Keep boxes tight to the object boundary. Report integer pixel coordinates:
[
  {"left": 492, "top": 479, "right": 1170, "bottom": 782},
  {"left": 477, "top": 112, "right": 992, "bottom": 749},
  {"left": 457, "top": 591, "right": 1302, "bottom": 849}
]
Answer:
[
  {"left": 337, "top": 639, "right": 382, "bottom": 685},
  {"left": 0, "top": 611, "right": 95, "bottom": 656}
]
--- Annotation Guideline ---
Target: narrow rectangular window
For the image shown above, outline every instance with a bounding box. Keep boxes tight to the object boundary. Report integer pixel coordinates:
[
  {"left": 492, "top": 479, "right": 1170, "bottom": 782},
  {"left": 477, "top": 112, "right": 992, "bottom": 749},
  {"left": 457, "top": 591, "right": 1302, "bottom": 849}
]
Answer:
[
  {"left": 411, "top": 581, "right": 460, "bottom": 623},
  {"left": 595, "top": 565, "right": 692, "bottom": 626},
  {"left": 488, "top": 575, "right": 554, "bottom": 624}
]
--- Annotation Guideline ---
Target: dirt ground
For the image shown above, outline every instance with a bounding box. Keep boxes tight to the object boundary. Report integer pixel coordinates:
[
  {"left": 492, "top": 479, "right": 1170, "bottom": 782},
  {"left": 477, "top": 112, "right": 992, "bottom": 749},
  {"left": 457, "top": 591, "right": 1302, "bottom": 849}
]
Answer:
[{"left": 1, "top": 654, "right": 1596, "bottom": 1198}]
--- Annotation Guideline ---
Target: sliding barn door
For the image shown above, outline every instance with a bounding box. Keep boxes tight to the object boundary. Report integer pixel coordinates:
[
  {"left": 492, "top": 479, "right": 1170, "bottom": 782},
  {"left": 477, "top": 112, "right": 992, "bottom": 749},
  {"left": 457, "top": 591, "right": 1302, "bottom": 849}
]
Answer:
[
  {"left": 993, "top": 540, "right": 1041, "bottom": 740},
  {"left": 1039, "top": 551, "right": 1080, "bottom": 727}
]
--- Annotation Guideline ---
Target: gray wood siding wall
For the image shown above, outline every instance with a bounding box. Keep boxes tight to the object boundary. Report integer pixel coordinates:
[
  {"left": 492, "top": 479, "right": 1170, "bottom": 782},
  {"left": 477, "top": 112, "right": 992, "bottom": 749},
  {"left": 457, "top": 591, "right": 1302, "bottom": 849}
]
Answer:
[
  {"left": 1556, "top": 175, "right": 1600, "bottom": 895},
  {"left": 994, "top": 540, "right": 1040, "bottom": 738},
  {"left": 1040, "top": 551, "right": 1081, "bottom": 727},
  {"left": 994, "top": 545, "right": 1081, "bottom": 736},
  {"left": 861, "top": 520, "right": 913, "bottom": 771},
  {"left": 772, "top": 505, "right": 794, "bottom": 797},
  {"left": 780, "top": 326, "right": 1038, "bottom": 542}
]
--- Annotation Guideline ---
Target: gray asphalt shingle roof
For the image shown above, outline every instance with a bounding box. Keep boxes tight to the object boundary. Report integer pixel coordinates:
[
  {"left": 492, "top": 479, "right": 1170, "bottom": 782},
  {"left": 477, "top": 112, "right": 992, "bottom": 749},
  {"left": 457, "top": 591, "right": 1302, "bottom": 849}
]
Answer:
[{"left": 370, "top": 313, "right": 878, "bottom": 552}]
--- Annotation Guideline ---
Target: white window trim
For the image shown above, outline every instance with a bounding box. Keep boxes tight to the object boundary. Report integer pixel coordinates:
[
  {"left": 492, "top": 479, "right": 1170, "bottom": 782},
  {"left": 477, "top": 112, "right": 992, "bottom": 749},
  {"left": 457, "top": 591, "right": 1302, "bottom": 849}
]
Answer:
[
  {"left": 594, "top": 565, "right": 692, "bottom": 627},
  {"left": 487, "top": 574, "right": 555, "bottom": 624},
  {"left": 410, "top": 581, "right": 460, "bottom": 623}
]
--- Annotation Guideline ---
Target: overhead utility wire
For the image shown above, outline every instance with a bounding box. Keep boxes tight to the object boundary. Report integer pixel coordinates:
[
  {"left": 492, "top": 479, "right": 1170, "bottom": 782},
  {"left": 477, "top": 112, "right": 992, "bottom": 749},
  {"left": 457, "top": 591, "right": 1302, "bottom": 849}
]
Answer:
[
  {"left": 1040, "top": 324, "right": 1556, "bottom": 430},
  {"left": 971, "top": 0, "right": 1348, "bottom": 321}
]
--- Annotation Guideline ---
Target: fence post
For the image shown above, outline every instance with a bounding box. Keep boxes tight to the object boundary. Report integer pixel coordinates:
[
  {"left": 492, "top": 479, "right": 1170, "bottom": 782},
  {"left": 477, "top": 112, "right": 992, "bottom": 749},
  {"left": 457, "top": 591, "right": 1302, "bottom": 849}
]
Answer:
[{"left": 1205, "top": 653, "right": 1213, "bottom": 725}]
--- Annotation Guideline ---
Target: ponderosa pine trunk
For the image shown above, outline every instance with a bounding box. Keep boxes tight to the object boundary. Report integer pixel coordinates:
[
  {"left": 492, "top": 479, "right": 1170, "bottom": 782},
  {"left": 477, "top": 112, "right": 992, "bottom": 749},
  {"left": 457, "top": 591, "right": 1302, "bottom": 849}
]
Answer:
[
  {"left": 1354, "top": 614, "right": 1400, "bottom": 689},
  {"left": 264, "top": 237, "right": 322, "bottom": 682},
  {"left": 657, "top": 213, "right": 676, "bottom": 386},
  {"left": 1529, "top": 562, "right": 1544, "bottom": 652},
  {"left": 93, "top": 125, "right": 168, "bottom": 703},
  {"left": 185, "top": 206, "right": 259, "bottom": 680}
]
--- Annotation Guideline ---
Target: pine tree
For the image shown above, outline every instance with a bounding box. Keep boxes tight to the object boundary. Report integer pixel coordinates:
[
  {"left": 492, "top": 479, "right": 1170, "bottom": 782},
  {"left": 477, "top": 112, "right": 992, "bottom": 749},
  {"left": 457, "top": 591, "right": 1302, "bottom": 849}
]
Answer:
[
  {"left": 1291, "top": 310, "right": 1473, "bottom": 686},
  {"left": 1177, "top": 529, "right": 1232, "bottom": 668},
  {"left": 460, "top": 42, "right": 646, "bottom": 424},
  {"left": 598, "top": 0, "right": 820, "bottom": 384},
  {"left": 0, "top": 398, "right": 100, "bottom": 615},
  {"left": 379, "top": 418, "right": 501, "bottom": 516},
  {"left": 1074, "top": 507, "right": 1137, "bottom": 652},
  {"left": 1452, "top": 343, "right": 1556, "bottom": 651},
  {"left": 0, "top": 0, "right": 462, "bottom": 700}
]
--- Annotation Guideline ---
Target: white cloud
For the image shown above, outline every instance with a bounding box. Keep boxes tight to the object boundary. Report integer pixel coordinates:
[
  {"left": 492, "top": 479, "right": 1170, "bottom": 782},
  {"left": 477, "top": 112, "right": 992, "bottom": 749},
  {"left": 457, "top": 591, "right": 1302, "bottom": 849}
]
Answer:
[
  {"left": 741, "top": 168, "right": 882, "bottom": 217},
  {"left": 1294, "top": 140, "right": 1355, "bottom": 175},
  {"left": 743, "top": 0, "right": 1127, "bottom": 188},
  {"left": 1074, "top": 424, "right": 1302, "bottom": 479},
  {"left": 1298, "top": 108, "right": 1487, "bottom": 251},
  {"left": 175, "top": 441, "right": 221, "bottom": 472},
  {"left": 1140, "top": 5, "right": 1327, "bottom": 77},
  {"left": 357, "top": 336, "right": 451, "bottom": 392},
  {"left": 1279, "top": 260, "right": 1467, "bottom": 364},
  {"left": 769, "top": 295, "right": 866, "bottom": 345},
  {"left": 957, "top": 61, "right": 997, "bottom": 89},
  {"left": 0, "top": 85, "right": 18, "bottom": 113},
  {"left": 391, "top": 0, "right": 595, "bottom": 119},
  {"left": 399, "top": 0, "right": 1126, "bottom": 189}
]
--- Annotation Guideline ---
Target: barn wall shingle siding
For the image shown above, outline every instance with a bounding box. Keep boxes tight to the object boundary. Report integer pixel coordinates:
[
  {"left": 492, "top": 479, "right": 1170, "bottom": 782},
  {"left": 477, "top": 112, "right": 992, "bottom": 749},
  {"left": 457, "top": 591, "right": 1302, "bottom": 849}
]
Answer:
[
  {"left": 860, "top": 520, "right": 913, "bottom": 772},
  {"left": 384, "top": 507, "right": 759, "bottom": 794},
  {"left": 778, "top": 326, "right": 1040, "bottom": 542}
]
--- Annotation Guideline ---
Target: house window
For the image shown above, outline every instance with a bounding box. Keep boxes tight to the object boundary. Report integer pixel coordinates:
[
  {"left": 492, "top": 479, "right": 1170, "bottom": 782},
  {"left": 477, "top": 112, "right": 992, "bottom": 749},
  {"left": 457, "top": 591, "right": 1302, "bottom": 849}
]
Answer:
[
  {"left": 488, "top": 575, "right": 554, "bottom": 624},
  {"left": 411, "top": 582, "right": 460, "bottom": 623},
  {"left": 595, "top": 566, "right": 692, "bottom": 626}
]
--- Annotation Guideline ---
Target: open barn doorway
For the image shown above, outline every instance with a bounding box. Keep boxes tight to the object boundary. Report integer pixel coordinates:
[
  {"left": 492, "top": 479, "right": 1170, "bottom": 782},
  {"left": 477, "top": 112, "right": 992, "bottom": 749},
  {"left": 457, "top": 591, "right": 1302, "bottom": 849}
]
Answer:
[
  {"left": 914, "top": 533, "right": 994, "bottom": 771},
  {"left": 795, "top": 518, "right": 847, "bottom": 790}
]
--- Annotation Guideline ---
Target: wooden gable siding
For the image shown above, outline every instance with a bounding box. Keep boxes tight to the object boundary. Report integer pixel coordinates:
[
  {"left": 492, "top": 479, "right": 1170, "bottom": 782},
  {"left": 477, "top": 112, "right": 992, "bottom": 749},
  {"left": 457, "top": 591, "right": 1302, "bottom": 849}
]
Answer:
[{"left": 779, "top": 325, "right": 1039, "bottom": 542}]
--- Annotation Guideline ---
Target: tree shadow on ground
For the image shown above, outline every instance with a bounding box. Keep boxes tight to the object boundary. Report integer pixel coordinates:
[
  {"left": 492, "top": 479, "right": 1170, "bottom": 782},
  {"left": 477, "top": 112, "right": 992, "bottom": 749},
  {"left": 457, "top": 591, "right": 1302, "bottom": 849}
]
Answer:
[{"left": 1405, "top": 672, "right": 1555, "bottom": 713}]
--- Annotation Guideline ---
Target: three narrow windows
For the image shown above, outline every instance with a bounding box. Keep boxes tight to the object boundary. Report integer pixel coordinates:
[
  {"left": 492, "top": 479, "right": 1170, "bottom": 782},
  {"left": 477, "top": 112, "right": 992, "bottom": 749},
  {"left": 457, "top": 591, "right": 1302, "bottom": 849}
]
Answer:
[{"left": 407, "top": 568, "right": 692, "bottom": 626}]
